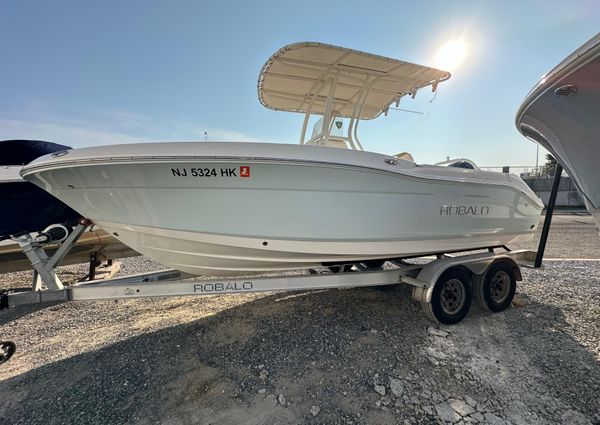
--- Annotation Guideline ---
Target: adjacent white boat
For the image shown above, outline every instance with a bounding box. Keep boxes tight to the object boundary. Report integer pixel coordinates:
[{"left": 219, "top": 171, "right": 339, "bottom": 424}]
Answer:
[
  {"left": 516, "top": 32, "right": 600, "bottom": 225},
  {"left": 21, "top": 42, "right": 543, "bottom": 275}
]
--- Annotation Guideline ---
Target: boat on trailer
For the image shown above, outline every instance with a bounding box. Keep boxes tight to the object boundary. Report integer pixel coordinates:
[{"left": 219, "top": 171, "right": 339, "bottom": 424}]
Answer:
[{"left": 20, "top": 42, "right": 543, "bottom": 277}]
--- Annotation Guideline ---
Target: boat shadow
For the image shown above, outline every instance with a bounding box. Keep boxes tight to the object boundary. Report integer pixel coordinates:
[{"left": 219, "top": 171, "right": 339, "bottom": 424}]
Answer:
[{"left": 1, "top": 283, "right": 599, "bottom": 425}]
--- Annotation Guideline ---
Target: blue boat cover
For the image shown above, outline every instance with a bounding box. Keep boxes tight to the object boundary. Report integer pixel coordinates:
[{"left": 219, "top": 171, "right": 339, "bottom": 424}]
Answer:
[
  {"left": 0, "top": 139, "right": 71, "bottom": 165},
  {"left": 0, "top": 140, "right": 79, "bottom": 237}
]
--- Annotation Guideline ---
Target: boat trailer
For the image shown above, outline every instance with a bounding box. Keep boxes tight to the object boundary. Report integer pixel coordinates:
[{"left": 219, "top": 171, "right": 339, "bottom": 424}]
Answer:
[
  {"left": 1, "top": 245, "right": 537, "bottom": 325},
  {"left": 0, "top": 226, "right": 544, "bottom": 366}
]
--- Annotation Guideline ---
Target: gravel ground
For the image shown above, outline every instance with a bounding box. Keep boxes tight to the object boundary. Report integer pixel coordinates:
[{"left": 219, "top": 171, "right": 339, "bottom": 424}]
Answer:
[{"left": 0, "top": 214, "right": 599, "bottom": 425}]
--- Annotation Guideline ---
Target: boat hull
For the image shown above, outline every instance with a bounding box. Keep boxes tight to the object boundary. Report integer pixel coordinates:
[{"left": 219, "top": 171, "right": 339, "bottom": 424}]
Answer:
[
  {"left": 90, "top": 220, "right": 534, "bottom": 274},
  {"left": 517, "top": 33, "right": 600, "bottom": 227},
  {"left": 21, "top": 143, "right": 542, "bottom": 275}
]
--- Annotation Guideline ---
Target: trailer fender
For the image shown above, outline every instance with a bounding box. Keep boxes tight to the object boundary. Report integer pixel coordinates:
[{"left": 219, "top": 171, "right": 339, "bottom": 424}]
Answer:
[{"left": 413, "top": 255, "right": 521, "bottom": 304}]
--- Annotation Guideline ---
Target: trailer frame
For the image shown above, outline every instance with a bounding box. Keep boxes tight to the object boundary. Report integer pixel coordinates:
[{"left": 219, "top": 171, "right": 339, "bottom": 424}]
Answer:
[{"left": 1, "top": 248, "right": 537, "bottom": 325}]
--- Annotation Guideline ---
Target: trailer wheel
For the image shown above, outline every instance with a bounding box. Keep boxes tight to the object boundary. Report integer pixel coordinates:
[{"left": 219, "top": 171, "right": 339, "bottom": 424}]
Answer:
[
  {"left": 422, "top": 268, "right": 472, "bottom": 325},
  {"left": 472, "top": 261, "right": 517, "bottom": 312},
  {"left": 0, "top": 341, "right": 16, "bottom": 365}
]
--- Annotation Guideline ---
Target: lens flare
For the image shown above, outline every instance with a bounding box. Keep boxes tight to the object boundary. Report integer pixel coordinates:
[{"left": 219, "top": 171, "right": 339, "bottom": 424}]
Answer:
[{"left": 434, "top": 39, "right": 468, "bottom": 72}]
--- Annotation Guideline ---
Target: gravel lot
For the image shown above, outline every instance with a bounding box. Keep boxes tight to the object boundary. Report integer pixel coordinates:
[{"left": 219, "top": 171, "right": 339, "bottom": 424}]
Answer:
[{"left": 1, "top": 214, "right": 599, "bottom": 425}]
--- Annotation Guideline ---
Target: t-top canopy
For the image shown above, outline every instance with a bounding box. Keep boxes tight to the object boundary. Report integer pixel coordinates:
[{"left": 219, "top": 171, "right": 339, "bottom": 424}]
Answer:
[{"left": 258, "top": 42, "right": 451, "bottom": 120}]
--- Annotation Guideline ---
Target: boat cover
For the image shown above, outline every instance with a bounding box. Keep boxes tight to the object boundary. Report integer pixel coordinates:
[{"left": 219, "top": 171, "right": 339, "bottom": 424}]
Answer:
[
  {"left": 0, "top": 139, "right": 78, "bottom": 237},
  {"left": 0, "top": 140, "right": 71, "bottom": 165},
  {"left": 258, "top": 42, "right": 450, "bottom": 119}
]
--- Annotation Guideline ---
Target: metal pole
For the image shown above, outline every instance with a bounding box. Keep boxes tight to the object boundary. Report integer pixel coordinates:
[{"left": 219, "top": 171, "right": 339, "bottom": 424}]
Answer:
[
  {"left": 535, "top": 163, "right": 563, "bottom": 268},
  {"left": 322, "top": 73, "right": 339, "bottom": 145},
  {"left": 89, "top": 251, "right": 98, "bottom": 281}
]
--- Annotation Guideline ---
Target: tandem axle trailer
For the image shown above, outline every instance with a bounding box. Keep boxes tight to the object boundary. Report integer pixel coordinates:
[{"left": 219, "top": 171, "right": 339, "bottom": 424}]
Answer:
[{"left": 2, "top": 245, "right": 536, "bottom": 326}]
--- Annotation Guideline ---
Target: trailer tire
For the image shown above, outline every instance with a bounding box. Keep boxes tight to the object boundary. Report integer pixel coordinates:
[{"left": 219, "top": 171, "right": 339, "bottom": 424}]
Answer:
[
  {"left": 472, "top": 261, "right": 517, "bottom": 312},
  {"left": 0, "top": 341, "right": 16, "bottom": 365},
  {"left": 422, "top": 268, "right": 472, "bottom": 325}
]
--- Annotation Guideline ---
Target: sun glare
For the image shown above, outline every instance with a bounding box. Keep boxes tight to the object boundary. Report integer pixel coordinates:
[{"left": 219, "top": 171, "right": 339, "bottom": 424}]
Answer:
[{"left": 434, "top": 39, "right": 468, "bottom": 72}]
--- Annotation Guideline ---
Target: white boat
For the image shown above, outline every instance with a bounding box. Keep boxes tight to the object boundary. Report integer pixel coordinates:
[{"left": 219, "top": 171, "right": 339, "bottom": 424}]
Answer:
[
  {"left": 516, "top": 33, "right": 600, "bottom": 225},
  {"left": 21, "top": 42, "right": 543, "bottom": 275}
]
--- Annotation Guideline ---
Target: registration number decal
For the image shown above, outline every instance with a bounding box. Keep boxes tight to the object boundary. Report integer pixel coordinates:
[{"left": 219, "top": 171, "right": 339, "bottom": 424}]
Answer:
[{"left": 171, "top": 166, "right": 250, "bottom": 178}]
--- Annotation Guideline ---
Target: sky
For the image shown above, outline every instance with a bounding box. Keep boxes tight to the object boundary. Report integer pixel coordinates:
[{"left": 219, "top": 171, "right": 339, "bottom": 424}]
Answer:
[{"left": 0, "top": 0, "right": 598, "bottom": 166}]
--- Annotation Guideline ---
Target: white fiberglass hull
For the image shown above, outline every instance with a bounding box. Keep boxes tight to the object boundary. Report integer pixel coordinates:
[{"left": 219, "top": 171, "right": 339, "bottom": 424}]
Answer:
[
  {"left": 517, "top": 32, "right": 600, "bottom": 227},
  {"left": 21, "top": 142, "right": 543, "bottom": 275}
]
